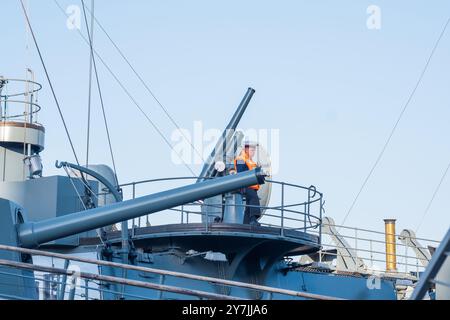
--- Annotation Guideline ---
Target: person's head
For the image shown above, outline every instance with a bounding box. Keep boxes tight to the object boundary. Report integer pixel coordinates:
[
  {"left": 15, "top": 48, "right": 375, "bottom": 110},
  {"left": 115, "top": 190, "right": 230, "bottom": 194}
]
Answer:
[{"left": 245, "top": 145, "right": 256, "bottom": 159}]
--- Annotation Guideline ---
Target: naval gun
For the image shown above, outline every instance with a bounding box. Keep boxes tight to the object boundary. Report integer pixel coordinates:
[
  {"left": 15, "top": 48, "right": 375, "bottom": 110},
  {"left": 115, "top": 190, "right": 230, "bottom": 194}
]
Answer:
[
  {"left": 197, "top": 88, "right": 273, "bottom": 224},
  {"left": 197, "top": 87, "right": 255, "bottom": 183},
  {"left": 0, "top": 169, "right": 265, "bottom": 249}
]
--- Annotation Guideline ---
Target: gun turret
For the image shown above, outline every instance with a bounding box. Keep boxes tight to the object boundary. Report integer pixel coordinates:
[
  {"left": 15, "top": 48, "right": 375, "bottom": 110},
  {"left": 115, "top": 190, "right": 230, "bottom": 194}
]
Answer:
[{"left": 17, "top": 169, "right": 265, "bottom": 248}]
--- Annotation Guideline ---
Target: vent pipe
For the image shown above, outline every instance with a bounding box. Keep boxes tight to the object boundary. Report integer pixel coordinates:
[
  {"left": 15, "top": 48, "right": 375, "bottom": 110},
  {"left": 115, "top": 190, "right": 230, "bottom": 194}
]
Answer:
[{"left": 384, "top": 219, "right": 397, "bottom": 272}]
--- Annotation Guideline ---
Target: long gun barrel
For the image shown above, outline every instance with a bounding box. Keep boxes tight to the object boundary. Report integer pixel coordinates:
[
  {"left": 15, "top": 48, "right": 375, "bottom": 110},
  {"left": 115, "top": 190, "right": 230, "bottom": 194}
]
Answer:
[
  {"left": 197, "top": 88, "right": 255, "bottom": 182},
  {"left": 18, "top": 169, "right": 264, "bottom": 248}
]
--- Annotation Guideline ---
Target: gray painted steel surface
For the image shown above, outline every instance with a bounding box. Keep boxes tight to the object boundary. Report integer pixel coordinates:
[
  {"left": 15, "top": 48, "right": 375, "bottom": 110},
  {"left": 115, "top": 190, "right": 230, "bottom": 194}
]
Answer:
[
  {"left": 18, "top": 169, "right": 264, "bottom": 247},
  {"left": 411, "top": 229, "right": 450, "bottom": 300}
]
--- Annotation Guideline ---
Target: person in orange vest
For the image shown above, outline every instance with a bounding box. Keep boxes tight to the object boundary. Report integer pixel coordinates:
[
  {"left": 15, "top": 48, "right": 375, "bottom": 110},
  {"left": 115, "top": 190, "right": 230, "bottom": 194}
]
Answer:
[{"left": 234, "top": 142, "right": 261, "bottom": 225}]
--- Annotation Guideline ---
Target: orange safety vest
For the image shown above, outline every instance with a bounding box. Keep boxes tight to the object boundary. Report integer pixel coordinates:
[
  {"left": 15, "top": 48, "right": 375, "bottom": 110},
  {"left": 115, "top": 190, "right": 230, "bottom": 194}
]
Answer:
[{"left": 234, "top": 151, "right": 260, "bottom": 190}]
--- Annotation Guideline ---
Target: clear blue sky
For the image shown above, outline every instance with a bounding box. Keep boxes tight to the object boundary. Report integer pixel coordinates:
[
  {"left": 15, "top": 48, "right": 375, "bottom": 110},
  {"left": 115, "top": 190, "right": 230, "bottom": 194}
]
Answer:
[{"left": 1, "top": 0, "right": 450, "bottom": 241}]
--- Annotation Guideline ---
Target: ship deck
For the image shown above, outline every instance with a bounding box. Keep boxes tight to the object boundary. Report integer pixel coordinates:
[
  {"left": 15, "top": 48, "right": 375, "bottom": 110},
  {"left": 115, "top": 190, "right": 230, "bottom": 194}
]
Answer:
[{"left": 78, "top": 223, "right": 321, "bottom": 256}]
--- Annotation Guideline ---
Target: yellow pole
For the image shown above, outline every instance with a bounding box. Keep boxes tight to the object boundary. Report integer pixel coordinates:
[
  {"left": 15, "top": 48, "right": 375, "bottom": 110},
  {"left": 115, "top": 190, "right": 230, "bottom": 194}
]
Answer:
[{"left": 384, "top": 219, "right": 397, "bottom": 272}]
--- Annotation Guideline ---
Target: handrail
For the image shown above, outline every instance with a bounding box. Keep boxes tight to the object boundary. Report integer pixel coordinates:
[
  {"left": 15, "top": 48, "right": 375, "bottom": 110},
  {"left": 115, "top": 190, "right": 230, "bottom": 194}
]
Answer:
[
  {"left": 314, "top": 245, "right": 431, "bottom": 271},
  {"left": 115, "top": 176, "right": 324, "bottom": 240},
  {"left": 0, "top": 99, "right": 42, "bottom": 120},
  {"left": 0, "top": 259, "right": 242, "bottom": 301},
  {"left": 316, "top": 229, "right": 439, "bottom": 249},
  {"left": 305, "top": 224, "right": 440, "bottom": 276},
  {"left": 322, "top": 223, "right": 440, "bottom": 244},
  {"left": 0, "top": 244, "right": 341, "bottom": 300},
  {"left": 267, "top": 179, "right": 324, "bottom": 196},
  {"left": 160, "top": 205, "right": 321, "bottom": 230},
  {"left": 1, "top": 78, "right": 42, "bottom": 126},
  {"left": 0, "top": 78, "right": 42, "bottom": 98}
]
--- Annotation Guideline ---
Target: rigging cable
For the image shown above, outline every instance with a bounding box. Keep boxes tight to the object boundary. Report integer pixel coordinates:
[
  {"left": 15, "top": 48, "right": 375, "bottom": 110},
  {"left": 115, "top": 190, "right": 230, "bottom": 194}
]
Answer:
[
  {"left": 416, "top": 159, "right": 450, "bottom": 233},
  {"left": 79, "top": 2, "right": 206, "bottom": 165},
  {"left": 53, "top": 0, "right": 197, "bottom": 176},
  {"left": 63, "top": 166, "right": 87, "bottom": 211},
  {"left": 81, "top": 0, "right": 119, "bottom": 186},
  {"left": 340, "top": 16, "right": 450, "bottom": 227},
  {"left": 19, "top": 0, "right": 81, "bottom": 166},
  {"left": 85, "top": 0, "right": 95, "bottom": 168},
  {"left": 63, "top": 164, "right": 107, "bottom": 244}
]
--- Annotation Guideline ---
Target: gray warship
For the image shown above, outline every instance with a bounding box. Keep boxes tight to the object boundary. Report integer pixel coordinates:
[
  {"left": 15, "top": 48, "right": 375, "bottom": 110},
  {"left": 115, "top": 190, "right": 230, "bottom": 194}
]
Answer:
[{"left": 0, "top": 2, "right": 449, "bottom": 301}]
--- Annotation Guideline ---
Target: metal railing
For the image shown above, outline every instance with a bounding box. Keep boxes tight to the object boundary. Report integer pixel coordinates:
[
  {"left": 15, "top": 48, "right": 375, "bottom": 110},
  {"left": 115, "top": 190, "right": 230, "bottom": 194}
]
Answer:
[
  {"left": 112, "top": 177, "right": 324, "bottom": 242},
  {"left": 309, "top": 222, "right": 441, "bottom": 278},
  {"left": 0, "top": 78, "right": 42, "bottom": 125},
  {"left": 0, "top": 244, "right": 340, "bottom": 301}
]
